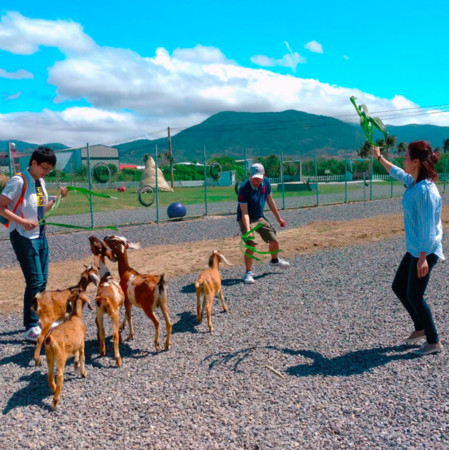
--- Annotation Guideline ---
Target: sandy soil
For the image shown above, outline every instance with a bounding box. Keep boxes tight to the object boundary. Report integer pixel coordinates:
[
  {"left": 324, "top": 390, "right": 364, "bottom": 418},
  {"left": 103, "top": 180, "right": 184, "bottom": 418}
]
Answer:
[{"left": 1, "top": 209, "right": 449, "bottom": 314}]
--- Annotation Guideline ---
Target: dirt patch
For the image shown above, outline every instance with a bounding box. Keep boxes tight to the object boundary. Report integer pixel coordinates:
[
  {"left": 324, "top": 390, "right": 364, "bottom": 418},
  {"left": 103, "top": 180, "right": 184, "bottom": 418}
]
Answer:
[{"left": 2, "top": 209, "right": 449, "bottom": 314}]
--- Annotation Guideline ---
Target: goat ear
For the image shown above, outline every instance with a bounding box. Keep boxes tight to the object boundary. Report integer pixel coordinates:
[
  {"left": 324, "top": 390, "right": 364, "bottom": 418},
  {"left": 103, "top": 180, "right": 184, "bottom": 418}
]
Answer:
[
  {"left": 219, "top": 253, "right": 233, "bottom": 266},
  {"left": 128, "top": 241, "right": 141, "bottom": 250},
  {"left": 105, "top": 249, "right": 117, "bottom": 262}
]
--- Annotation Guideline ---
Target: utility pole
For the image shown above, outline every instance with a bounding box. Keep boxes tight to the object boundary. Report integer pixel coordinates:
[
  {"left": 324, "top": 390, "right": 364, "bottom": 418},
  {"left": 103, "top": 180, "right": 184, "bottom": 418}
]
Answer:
[{"left": 168, "top": 127, "right": 174, "bottom": 189}]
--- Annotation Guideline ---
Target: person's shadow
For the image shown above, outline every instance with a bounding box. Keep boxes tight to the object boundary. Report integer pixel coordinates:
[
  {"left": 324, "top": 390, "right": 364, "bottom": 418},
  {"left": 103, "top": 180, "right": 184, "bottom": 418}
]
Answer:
[
  {"left": 203, "top": 344, "right": 418, "bottom": 376},
  {"left": 272, "top": 345, "right": 419, "bottom": 377}
]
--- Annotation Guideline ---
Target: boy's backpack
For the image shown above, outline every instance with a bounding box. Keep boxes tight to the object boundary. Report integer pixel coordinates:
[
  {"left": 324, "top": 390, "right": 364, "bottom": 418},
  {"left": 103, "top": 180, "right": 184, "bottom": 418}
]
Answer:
[{"left": 0, "top": 173, "right": 27, "bottom": 228}]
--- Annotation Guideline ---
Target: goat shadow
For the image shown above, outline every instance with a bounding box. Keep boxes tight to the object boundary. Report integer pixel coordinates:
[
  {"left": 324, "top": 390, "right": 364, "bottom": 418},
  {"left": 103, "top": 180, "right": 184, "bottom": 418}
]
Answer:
[
  {"left": 0, "top": 343, "right": 35, "bottom": 369},
  {"left": 3, "top": 370, "right": 56, "bottom": 414},
  {"left": 172, "top": 311, "right": 198, "bottom": 335},
  {"left": 84, "top": 337, "right": 151, "bottom": 368},
  {"left": 203, "top": 344, "right": 418, "bottom": 377}
]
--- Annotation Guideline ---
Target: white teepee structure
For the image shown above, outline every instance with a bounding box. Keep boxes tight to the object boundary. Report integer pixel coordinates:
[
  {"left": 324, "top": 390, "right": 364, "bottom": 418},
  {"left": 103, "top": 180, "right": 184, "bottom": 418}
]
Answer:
[{"left": 141, "top": 155, "right": 173, "bottom": 192}]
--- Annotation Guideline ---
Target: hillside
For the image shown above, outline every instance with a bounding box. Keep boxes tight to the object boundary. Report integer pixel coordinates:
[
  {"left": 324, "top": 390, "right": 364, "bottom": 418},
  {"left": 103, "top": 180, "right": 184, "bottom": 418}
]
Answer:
[
  {"left": 3, "top": 111, "right": 448, "bottom": 165},
  {"left": 117, "top": 111, "right": 449, "bottom": 164},
  {"left": 0, "top": 141, "right": 69, "bottom": 152}
]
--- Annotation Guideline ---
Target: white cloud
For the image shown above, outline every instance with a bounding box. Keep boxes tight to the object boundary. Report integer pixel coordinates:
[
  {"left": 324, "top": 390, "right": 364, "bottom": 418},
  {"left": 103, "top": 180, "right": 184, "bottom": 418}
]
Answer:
[
  {"left": 0, "top": 12, "right": 447, "bottom": 146},
  {"left": 305, "top": 40, "right": 323, "bottom": 54},
  {"left": 0, "top": 68, "right": 33, "bottom": 79},
  {"left": 0, "top": 11, "right": 95, "bottom": 54},
  {"left": 5, "top": 91, "right": 22, "bottom": 100},
  {"left": 251, "top": 52, "right": 306, "bottom": 71}
]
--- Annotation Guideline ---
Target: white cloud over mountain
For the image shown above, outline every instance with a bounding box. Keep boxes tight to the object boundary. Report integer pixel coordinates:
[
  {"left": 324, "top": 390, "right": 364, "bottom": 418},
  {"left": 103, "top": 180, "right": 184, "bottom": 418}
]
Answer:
[{"left": 0, "top": 12, "right": 447, "bottom": 147}]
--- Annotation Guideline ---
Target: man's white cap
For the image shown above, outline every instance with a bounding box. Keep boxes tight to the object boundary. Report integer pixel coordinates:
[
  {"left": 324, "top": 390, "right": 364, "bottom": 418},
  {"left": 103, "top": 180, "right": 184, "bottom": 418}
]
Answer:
[{"left": 250, "top": 163, "right": 264, "bottom": 179}]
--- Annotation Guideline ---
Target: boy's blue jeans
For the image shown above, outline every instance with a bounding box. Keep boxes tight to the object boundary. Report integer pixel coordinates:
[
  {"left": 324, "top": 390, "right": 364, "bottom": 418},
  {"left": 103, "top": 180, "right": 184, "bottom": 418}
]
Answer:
[
  {"left": 10, "top": 230, "right": 48, "bottom": 330},
  {"left": 392, "top": 252, "right": 439, "bottom": 344}
]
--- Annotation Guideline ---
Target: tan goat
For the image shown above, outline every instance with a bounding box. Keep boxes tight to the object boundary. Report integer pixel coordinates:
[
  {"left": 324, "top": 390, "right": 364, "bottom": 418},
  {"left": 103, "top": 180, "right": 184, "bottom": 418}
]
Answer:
[
  {"left": 103, "top": 235, "right": 172, "bottom": 352},
  {"left": 45, "top": 291, "right": 92, "bottom": 410},
  {"left": 32, "top": 265, "right": 99, "bottom": 366},
  {"left": 89, "top": 235, "right": 125, "bottom": 366},
  {"left": 195, "top": 249, "right": 232, "bottom": 332}
]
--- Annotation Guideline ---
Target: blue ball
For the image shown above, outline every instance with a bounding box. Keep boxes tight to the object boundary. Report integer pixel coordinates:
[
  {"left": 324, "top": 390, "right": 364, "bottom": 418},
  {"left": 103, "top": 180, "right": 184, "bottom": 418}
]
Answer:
[{"left": 167, "top": 202, "right": 186, "bottom": 219}]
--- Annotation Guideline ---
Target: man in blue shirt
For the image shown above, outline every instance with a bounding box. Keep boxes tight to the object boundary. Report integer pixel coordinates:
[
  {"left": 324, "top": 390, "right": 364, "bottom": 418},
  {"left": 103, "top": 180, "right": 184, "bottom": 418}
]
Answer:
[{"left": 237, "top": 163, "right": 289, "bottom": 284}]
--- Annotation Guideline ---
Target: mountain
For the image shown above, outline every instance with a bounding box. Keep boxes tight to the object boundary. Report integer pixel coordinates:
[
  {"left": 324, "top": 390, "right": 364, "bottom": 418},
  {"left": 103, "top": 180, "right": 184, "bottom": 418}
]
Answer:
[
  {"left": 117, "top": 110, "right": 449, "bottom": 164},
  {"left": 0, "top": 141, "right": 69, "bottom": 152},
  {"left": 3, "top": 110, "right": 449, "bottom": 164}
]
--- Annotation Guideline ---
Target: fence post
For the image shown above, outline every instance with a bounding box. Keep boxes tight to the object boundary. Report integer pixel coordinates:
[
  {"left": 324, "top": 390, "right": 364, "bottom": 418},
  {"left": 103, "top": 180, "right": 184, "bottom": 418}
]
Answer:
[
  {"left": 369, "top": 156, "right": 373, "bottom": 201},
  {"left": 344, "top": 159, "right": 348, "bottom": 203},
  {"left": 390, "top": 177, "right": 393, "bottom": 198},
  {"left": 280, "top": 150, "right": 285, "bottom": 210},
  {"left": 8, "top": 142, "right": 15, "bottom": 178},
  {"left": 155, "top": 145, "right": 159, "bottom": 223},
  {"left": 314, "top": 154, "right": 319, "bottom": 206},
  {"left": 363, "top": 172, "right": 366, "bottom": 206},
  {"left": 203, "top": 145, "right": 208, "bottom": 216},
  {"left": 86, "top": 143, "right": 94, "bottom": 228}
]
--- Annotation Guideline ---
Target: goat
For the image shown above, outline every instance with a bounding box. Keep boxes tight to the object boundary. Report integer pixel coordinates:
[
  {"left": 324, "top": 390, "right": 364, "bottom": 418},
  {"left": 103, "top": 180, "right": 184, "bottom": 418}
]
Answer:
[
  {"left": 32, "top": 265, "right": 99, "bottom": 366},
  {"left": 89, "top": 235, "right": 125, "bottom": 366},
  {"left": 45, "top": 290, "right": 92, "bottom": 410},
  {"left": 195, "top": 250, "right": 232, "bottom": 332},
  {"left": 103, "top": 235, "right": 171, "bottom": 352}
]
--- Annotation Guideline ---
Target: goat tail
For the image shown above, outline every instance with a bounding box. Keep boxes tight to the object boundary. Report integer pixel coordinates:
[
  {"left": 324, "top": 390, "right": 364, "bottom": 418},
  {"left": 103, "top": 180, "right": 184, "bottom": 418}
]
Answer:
[
  {"left": 157, "top": 274, "right": 167, "bottom": 296},
  {"left": 45, "top": 333, "right": 55, "bottom": 347}
]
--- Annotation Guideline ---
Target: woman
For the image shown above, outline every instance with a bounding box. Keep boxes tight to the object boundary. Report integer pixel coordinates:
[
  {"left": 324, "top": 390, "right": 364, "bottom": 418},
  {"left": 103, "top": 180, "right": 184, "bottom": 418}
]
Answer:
[{"left": 373, "top": 141, "right": 444, "bottom": 355}]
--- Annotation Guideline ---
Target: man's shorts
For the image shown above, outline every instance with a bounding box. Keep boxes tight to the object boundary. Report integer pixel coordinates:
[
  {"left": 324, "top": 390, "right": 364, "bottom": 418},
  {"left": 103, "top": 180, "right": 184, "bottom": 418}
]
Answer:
[{"left": 238, "top": 217, "right": 277, "bottom": 246}]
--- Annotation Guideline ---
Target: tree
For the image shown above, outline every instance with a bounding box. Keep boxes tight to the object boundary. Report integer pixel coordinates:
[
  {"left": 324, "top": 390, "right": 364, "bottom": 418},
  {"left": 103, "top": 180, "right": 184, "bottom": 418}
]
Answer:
[
  {"left": 357, "top": 141, "right": 372, "bottom": 158},
  {"left": 257, "top": 154, "right": 280, "bottom": 178},
  {"left": 443, "top": 138, "right": 449, "bottom": 153},
  {"left": 397, "top": 142, "right": 408, "bottom": 155}
]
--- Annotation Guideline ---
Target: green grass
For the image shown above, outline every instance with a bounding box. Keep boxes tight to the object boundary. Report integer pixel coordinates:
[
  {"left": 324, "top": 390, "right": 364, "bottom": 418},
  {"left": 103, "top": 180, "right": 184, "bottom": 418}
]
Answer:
[{"left": 46, "top": 181, "right": 409, "bottom": 217}]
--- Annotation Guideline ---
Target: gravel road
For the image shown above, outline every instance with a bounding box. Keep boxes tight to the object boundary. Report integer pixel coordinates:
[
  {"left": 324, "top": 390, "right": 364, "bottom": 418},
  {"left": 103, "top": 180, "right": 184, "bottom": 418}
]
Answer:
[{"left": 0, "top": 197, "right": 448, "bottom": 448}]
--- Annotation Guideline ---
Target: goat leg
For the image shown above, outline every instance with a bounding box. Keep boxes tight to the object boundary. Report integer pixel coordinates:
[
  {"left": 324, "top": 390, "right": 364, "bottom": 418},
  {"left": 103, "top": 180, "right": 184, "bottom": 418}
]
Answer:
[{"left": 219, "top": 288, "right": 228, "bottom": 312}]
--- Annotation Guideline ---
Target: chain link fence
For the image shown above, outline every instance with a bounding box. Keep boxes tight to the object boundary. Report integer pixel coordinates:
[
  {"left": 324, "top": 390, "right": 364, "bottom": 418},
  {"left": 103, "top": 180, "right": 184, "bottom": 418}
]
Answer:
[{"left": 1, "top": 141, "right": 448, "bottom": 240}]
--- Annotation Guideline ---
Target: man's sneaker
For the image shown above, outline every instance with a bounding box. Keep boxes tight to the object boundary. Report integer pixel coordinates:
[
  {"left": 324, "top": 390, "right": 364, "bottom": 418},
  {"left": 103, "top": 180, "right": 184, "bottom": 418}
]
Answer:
[
  {"left": 403, "top": 330, "right": 426, "bottom": 345},
  {"left": 23, "top": 325, "right": 41, "bottom": 343},
  {"left": 269, "top": 258, "right": 290, "bottom": 269},
  {"left": 243, "top": 271, "right": 255, "bottom": 284},
  {"left": 414, "top": 341, "right": 443, "bottom": 356}
]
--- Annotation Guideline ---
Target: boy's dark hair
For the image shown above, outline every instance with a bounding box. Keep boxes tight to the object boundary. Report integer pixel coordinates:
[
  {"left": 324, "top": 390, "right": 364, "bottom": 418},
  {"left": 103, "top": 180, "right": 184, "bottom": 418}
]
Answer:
[{"left": 29, "top": 146, "right": 57, "bottom": 167}]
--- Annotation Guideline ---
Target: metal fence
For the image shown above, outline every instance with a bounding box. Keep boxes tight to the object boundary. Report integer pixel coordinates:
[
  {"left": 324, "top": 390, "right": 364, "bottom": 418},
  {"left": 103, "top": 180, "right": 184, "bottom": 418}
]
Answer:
[{"left": 1, "top": 143, "right": 448, "bottom": 240}]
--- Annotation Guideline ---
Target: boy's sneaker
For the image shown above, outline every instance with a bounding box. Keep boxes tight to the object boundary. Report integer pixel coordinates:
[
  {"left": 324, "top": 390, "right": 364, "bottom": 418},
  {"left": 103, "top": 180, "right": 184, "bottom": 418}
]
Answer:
[
  {"left": 269, "top": 258, "right": 290, "bottom": 269},
  {"left": 414, "top": 341, "right": 443, "bottom": 356},
  {"left": 243, "top": 271, "right": 255, "bottom": 284},
  {"left": 23, "top": 325, "right": 41, "bottom": 343}
]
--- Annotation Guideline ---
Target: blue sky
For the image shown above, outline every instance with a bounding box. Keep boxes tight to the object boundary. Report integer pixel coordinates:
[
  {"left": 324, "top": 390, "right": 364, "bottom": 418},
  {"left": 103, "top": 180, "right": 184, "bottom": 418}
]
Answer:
[{"left": 0, "top": 0, "right": 448, "bottom": 146}]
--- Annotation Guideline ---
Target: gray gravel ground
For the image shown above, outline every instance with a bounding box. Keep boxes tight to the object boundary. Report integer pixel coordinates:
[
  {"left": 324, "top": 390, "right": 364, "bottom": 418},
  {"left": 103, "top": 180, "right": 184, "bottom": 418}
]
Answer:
[
  {"left": 0, "top": 198, "right": 448, "bottom": 449},
  {"left": 3, "top": 196, "right": 449, "bottom": 269}
]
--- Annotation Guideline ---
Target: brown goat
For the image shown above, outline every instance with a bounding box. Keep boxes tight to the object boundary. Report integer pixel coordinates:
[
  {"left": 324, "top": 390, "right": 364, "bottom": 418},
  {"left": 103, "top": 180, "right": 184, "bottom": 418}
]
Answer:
[
  {"left": 195, "top": 250, "right": 232, "bottom": 332},
  {"left": 103, "top": 235, "right": 172, "bottom": 351},
  {"left": 32, "top": 265, "right": 99, "bottom": 366},
  {"left": 89, "top": 235, "right": 125, "bottom": 366},
  {"left": 45, "top": 291, "right": 92, "bottom": 410}
]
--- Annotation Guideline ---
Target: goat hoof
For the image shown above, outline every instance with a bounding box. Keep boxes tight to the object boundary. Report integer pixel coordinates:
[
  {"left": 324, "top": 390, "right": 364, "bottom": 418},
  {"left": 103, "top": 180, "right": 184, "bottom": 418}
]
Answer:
[
  {"left": 116, "top": 358, "right": 122, "bottom": 367},
  {"left": 34, "top": 359, "right": 41, "bottom": 367},
  {"left": 52, "top": 399, "right": 59, "bottom": 410},
  {"left": 81, "top": 370, "right": 87, "bottom": 378}
]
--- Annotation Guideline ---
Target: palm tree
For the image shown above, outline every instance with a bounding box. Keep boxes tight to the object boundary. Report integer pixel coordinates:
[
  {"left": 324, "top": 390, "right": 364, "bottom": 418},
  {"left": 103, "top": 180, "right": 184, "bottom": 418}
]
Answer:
[
  {"left": 357, "top": 140, "right": 371, "bottom": 158},
  {"left": 443, "top": 138, "right": 449, "bottom": 153}
]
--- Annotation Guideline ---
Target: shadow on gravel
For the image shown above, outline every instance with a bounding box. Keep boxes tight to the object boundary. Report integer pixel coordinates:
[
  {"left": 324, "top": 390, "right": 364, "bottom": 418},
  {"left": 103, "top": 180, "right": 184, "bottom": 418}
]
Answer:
[
  {"left": 181, "top": 283, "right": 196, "bottom": 294},
  {"left": 3, "top": 370, "right": 51, "bottom": 414},
  {"left": 203, "top": 345, "right": 419, "bottom": 376},
  {"left": 280, "top": 345, "right": 420, "bottom": 377},
  {"left": 84, "top": 338, "right": 151, "bottom": 367},
  {"left": 172, "top": 311, "right": 199, "bottom": 335},
  {"left": 0, "top": 344, "right": 35, "bottom": 368},
  {"left": 0, "top": 328, "right": 21, "bottom": 338}
]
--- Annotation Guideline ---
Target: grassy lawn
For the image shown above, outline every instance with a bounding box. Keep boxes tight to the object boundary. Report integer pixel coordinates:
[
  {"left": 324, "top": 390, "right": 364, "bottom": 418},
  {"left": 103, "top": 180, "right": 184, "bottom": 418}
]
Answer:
[{"left": 46, "top": 181, "right": 406, "bottom": 216}]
